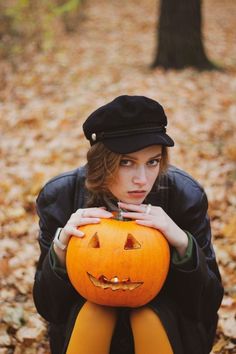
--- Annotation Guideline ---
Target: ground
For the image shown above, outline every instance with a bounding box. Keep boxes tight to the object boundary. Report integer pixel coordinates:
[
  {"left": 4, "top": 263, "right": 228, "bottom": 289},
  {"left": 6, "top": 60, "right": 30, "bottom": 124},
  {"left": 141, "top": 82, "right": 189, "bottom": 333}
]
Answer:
[{"left": 0, "top": 0, "right": 235, "bottom": 352}]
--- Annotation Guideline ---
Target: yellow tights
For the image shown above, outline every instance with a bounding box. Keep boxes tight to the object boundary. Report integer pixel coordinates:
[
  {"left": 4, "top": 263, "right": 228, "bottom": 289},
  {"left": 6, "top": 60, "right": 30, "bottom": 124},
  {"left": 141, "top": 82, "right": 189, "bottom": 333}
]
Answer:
[
  {"left": 66, "top": 302, "right": 173, "bottom": 354},
  {"left": 66, "top": 302, "right": 117, "bottom": 354},
  {"left": 130, "top": 307, "right": 173, "bottom": 354}
]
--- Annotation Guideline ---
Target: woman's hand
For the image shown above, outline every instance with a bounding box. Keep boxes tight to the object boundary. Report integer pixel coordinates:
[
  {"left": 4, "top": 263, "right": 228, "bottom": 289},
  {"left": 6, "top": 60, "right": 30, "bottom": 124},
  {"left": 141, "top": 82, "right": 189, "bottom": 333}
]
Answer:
[
  {"left": 118, "top": 201, "right": 188, "bottom": 257},
  {"left": 54, "top": 207, "right": 113, "bottom": 265}
]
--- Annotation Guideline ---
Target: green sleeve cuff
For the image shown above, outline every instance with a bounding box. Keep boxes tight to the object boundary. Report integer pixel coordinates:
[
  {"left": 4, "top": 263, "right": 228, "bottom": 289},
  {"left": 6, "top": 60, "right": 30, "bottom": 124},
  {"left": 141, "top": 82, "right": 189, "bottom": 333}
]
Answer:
[
  {"left": 172, "top": 232, "right": 194, "bottom": 268},
  {"left": 50, "top": 245, "right": 68, "bottom": 279}
]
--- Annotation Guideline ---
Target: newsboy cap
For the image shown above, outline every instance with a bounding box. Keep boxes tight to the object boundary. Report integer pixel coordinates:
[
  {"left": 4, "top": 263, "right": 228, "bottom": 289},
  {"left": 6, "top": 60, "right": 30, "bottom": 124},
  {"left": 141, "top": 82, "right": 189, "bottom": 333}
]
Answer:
[{"left": 83, "top": 95, "right": 174, "bottom": 153}]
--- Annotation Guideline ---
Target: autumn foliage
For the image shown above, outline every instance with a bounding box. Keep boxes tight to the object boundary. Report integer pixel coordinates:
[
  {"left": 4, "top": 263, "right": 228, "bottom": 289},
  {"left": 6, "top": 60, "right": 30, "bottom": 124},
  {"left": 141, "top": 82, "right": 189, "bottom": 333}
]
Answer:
[{"left": 0, "top": 0, "right": 235, "bottom": 353}]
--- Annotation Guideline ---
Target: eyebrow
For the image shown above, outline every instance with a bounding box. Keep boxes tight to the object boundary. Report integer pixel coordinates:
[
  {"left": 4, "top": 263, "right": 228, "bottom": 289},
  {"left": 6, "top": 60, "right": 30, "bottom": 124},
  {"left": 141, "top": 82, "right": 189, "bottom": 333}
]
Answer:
[{"left": 122, "top": 153, "right": 162, "bottom": 161}]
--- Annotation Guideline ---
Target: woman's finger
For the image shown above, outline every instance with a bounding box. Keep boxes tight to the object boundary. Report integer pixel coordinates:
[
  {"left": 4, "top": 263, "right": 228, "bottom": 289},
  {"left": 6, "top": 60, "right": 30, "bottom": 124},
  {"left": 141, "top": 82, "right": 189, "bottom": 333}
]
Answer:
[
  {"left": 68, "top": 210, "right": 112, "bottom": 226},
  {"left": 63, "top": 225, "right": 85, "bottom": 238},
  {"left": 82, "top": 209, "right": 113, "bottom": 218},
  {"left": 118, "top": 202, "right": 146, "bottom": 213},
  {"left": 121, "top": 211, "right": 149, "bottom": 220},
  {"left": 67, "top": 218, "right": 102, "bottom": 229},
  {"left": 136, "top": 219, "right": 156, "bottom": 228},
  {"left": 77, "top": 217, "right": 101, "bottom": 226},
  {"left": 73, "top": 208, "right": 113, "bottom": 219}
]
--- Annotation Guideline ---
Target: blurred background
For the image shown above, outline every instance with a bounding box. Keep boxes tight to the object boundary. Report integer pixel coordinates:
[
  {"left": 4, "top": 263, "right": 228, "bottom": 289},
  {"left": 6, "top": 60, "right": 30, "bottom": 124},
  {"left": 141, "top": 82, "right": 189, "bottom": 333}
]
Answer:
[{"left": 0, "top": 0, "right": 235, "bottom": 352}]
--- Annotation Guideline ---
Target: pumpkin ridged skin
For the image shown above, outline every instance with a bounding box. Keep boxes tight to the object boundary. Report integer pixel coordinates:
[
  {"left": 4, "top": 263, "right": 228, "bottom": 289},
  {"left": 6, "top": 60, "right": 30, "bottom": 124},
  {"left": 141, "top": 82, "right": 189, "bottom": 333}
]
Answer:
[{"left": 66, "top": 219, "right": 170, "bottom": 307}]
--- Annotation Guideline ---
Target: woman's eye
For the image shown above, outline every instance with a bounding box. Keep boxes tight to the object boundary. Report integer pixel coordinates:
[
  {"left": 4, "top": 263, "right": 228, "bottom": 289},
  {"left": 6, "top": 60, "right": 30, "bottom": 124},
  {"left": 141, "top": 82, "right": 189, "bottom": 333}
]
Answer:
[
  {"left": 148, "top": 159, "right": 161, "bottom": 166},
  {"left": 120, "top": 159, "right": 132, "bottom": 166}
]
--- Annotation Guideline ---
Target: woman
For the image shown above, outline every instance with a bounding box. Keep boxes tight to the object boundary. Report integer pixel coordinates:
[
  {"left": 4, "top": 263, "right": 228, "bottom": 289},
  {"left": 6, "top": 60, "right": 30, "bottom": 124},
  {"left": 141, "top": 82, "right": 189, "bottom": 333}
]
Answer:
[{"left": 33, "top": 95, "right": 223, "bottom": 354}]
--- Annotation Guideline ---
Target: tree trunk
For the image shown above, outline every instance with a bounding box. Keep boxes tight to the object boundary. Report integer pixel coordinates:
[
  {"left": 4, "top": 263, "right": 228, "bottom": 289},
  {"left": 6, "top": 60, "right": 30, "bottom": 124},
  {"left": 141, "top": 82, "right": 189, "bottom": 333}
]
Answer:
[{"left": 152, "top": 0, "right": 215, "bottom": 70}]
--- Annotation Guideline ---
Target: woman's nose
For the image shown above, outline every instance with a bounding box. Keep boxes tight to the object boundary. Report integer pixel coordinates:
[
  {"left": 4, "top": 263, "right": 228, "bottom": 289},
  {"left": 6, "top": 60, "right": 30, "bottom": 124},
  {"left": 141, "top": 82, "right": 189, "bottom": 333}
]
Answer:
[{"left": 132, "top": 167, "right": 147, "bottom": 185}]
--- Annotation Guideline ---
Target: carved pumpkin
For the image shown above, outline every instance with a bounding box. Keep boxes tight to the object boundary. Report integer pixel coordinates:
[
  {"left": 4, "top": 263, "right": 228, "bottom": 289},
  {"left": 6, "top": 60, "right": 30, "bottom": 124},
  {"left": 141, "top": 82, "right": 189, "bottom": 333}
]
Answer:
[{"left": 66, "top": 218, "right": 170, "bottom": 307}]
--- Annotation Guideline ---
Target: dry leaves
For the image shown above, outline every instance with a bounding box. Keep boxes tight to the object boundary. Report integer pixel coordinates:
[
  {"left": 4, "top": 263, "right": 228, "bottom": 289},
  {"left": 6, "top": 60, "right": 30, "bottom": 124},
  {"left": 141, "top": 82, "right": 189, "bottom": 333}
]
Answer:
[{"left": 0, "top": 0, "right": 236, "bottom": 352}]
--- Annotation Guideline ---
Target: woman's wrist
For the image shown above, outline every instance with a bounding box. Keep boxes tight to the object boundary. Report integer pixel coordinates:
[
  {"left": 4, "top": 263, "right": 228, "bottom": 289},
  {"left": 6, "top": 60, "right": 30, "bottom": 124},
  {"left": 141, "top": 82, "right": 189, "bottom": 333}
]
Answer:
[
  {"left": 174, "top": 229, "right": 189, "bottom": 257},
  {"left": 57, "top": 228, "right": 70, "bottom": 245},
  {"left": 53, "top": 228, "right": 68, "bottom": 266},
  {"left": 52, "top": 243, "right": 66, "bottom": 266}
]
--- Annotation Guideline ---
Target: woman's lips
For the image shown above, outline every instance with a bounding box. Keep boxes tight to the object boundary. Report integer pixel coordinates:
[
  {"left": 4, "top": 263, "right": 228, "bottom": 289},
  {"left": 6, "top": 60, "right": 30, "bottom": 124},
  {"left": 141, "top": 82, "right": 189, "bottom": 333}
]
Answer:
[{"left": 128, "top": 191, "right": 146, "bottom": 198}]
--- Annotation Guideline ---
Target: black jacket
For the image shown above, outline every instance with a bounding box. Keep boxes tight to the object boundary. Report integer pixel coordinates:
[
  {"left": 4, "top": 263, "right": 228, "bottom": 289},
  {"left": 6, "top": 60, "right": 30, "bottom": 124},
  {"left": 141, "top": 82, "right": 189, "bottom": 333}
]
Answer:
[{"left": 33, "top": 165, "right": 223, "bottom": 354}]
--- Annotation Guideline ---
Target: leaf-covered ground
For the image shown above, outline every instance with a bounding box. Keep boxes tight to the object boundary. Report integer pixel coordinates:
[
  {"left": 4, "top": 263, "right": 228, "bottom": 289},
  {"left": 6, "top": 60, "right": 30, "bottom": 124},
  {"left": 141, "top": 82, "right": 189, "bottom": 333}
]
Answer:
[{"left": 0, "top": 0, "right": 236, "bottom": 352}]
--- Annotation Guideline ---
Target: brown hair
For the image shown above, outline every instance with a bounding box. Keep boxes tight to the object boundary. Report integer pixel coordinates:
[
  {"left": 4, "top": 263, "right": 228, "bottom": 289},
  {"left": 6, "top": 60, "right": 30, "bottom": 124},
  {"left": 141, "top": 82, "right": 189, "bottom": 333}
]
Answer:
[{"left": 85, "top": 142, "right": 169, "bottom": 207}]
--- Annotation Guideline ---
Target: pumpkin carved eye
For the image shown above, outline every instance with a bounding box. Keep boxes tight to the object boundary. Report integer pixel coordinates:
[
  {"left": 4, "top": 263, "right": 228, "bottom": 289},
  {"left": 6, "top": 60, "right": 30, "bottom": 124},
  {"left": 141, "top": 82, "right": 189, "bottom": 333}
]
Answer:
[
  {"left": 88, "top": 233, "right": 100, "bottom": 248},
  {"left": 124, "top": 234, "right": 141, "bottom": 250}
]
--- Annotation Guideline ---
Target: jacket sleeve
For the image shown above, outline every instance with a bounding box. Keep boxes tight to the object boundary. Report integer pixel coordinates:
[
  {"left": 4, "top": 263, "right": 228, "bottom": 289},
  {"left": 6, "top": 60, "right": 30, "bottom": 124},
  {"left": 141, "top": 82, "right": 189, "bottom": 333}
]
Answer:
[
  {"left": 33, "top": 179, "right": 85, "bottom": 325},
  {"left": 167, "top": 180, "right": 224, "bottom": 324}
]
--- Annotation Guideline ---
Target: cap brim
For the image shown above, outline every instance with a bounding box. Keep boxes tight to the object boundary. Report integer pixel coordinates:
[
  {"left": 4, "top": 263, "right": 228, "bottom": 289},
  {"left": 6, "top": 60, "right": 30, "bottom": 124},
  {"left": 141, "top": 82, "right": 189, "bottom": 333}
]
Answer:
[{"left": 102, "top": 132, "right": 174, "bottom": 154}]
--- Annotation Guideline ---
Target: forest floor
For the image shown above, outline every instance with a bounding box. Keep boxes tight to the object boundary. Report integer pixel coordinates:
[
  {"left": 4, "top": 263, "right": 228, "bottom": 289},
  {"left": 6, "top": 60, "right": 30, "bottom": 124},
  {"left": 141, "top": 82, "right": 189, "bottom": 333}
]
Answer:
[{"left": 0, "top": 0, "right": 236, "bottom": 352}]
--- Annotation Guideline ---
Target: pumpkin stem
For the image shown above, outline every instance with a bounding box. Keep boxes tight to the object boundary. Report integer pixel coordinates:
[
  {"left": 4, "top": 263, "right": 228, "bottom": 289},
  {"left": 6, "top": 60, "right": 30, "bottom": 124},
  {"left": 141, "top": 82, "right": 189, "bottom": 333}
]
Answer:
[
  {"left": 111, "top": 210, "right": 124, "bottom": 220},
  {"left": 112, "top": 209, "right": 130, "bottom": 221},
  {"left": 117, "top": 208, "right": 124, "bottom": 221}
]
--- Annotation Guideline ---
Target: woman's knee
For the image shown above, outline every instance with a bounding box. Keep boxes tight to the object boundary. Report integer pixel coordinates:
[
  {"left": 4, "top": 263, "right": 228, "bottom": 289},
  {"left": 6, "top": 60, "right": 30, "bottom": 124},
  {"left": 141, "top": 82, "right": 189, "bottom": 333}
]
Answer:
[
  {"left": 82, "top": 301, "right": 117, "bottom": 321},
  {"left": 130, "top": 306, "right": 158, "bottom": 324},
  {"left": 130, "top": 306, "right": 173, "bottom": 354}
]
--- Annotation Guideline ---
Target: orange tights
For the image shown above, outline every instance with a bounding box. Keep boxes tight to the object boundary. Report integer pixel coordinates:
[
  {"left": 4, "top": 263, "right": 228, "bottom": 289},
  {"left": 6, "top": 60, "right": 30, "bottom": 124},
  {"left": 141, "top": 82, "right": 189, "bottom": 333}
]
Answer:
[{"left": 66, "top": 302, "right": 173, "bottom": 354}]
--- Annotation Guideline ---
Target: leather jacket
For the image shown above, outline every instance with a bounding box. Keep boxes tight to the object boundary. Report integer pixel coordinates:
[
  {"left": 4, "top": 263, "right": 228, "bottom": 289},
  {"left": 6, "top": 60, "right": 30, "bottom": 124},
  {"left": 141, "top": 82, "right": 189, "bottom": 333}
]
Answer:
[{"left": 33, "top": 165, "right": 223, "bottom": 354}]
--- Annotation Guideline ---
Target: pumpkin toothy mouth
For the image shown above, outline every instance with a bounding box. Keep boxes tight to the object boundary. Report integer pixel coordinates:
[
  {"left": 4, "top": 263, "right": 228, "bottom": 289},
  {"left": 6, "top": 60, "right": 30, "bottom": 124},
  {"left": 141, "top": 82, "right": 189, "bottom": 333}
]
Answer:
[{"left": 87, "top": 272, "right": 143, "bottom": 291}]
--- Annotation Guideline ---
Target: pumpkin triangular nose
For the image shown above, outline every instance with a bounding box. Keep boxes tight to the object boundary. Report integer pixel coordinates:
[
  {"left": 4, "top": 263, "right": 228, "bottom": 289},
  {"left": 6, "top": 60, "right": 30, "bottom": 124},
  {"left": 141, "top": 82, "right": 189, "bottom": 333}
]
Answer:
[
  {"left": 124, "top": 234, "right": 141, "bottom": 250},
  {"left": 88, "top": 232, "right": 100, "bottom": 248}
]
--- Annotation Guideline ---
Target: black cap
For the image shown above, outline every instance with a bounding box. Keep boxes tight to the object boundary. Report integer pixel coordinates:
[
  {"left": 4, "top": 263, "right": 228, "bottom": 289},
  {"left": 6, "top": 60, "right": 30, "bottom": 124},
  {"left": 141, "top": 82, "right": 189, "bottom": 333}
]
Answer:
[{"left": 83, "top": 95, "right": 174, "bottom": 154}]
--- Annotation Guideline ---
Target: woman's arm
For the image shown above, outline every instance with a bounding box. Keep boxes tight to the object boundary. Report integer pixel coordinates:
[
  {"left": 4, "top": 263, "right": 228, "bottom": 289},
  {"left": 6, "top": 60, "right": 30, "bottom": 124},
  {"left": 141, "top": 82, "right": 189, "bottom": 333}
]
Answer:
[
  {"left": 33, "top": 182, "right": 80, "bottom": 324},
  {"left": 33, "top": 226, "right": 82, "bottom": 324},
  {"left": 167, "top": 190, "right": 224, "bottom": 323},
  {"left": 118, "top": 193, "right": 224, "bottom": 322},
  {"left": 33, "top": 184, "right": 113, "bottom": 324}
]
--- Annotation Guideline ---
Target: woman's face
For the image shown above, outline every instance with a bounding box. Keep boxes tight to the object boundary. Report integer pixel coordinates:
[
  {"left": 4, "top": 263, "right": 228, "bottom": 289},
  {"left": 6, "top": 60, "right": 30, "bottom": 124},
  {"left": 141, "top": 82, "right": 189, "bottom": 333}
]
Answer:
[{"left": 108, "top": 145, "right": 162, "bottom": 205}]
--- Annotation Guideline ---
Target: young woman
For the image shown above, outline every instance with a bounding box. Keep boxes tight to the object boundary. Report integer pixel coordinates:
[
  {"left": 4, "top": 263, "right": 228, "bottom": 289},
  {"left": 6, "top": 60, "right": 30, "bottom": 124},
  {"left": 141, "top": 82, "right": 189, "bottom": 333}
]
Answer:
[{"left": 33, "top": 95, "right": 223, "bottom": 354}]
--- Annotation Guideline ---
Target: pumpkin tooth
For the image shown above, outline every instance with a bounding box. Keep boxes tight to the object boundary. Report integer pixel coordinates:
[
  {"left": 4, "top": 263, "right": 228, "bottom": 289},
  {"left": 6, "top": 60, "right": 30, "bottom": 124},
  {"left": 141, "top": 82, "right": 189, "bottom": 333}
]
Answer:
[
  {"left": 99, "top": 275, "right": 108, "bottom": 283},
  {"left": 102, "top": 284, "right": 110, "bottom": 289},
  {"left": 123, "top": 278, "right": 130, "bottom": 283},
  {"left": 130, "top": 282, "right": 143, "bottom": 290},
  {"left": 110, "top": 276, "right": 119, "bottom": 283}
]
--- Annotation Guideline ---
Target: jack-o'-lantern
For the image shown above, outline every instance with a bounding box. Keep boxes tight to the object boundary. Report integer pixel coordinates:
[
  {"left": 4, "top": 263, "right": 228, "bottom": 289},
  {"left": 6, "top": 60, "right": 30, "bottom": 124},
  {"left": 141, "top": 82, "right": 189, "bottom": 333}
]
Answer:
[{"left": 66, "top": 218, "right": 170, "bottom": 307}]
